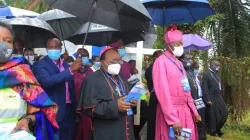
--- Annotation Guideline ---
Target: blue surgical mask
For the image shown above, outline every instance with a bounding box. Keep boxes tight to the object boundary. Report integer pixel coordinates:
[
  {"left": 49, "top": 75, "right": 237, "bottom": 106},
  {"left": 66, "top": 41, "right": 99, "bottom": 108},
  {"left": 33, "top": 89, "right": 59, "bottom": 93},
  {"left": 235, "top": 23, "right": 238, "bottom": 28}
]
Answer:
[
  {"left": 82, "top": 57, "right": 89, "bottom": 65},
  {"left": 47, "top": 50, "right": 61, "bottom": 61},
  {"left": 94, "top": 62, "right": 101, "bottom": 67},
  {"left": 118, "top": 49, "right": 126, "bottom": 58},
  {"left": 193, "top": 69, "right": 199, "bottom": 75}
]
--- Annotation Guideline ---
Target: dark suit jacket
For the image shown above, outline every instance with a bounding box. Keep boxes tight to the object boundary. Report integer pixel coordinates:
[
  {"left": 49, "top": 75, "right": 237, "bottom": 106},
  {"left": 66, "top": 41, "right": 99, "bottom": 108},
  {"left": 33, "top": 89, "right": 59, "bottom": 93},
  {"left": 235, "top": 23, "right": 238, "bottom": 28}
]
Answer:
[{"left": 32, "top": 56, "right": 77, "bottom": 123}]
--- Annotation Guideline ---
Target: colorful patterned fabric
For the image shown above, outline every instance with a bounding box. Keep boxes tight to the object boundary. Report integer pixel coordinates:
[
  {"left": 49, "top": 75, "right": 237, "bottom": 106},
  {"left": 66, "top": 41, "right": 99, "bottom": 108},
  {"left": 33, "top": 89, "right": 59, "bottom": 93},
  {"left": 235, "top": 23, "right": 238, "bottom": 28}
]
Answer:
[{"left": 0, "top": 56, "right": 59, "bottom": 139}]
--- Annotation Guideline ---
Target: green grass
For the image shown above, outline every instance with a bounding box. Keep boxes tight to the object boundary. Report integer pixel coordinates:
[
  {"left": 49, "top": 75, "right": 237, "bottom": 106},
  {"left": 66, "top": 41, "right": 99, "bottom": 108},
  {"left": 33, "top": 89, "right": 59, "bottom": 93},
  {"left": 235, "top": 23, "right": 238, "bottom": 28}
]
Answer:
[{"left": 207, "top": 111, "right": 250, "bottom": 140}]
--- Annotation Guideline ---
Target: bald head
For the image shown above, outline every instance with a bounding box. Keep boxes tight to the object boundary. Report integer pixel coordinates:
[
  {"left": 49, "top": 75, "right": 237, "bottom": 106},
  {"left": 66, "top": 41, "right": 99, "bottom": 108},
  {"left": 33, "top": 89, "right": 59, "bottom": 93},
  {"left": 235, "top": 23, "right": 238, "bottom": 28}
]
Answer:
[{"left": 46, "top": 38, "right": 62, "bottom": 51}]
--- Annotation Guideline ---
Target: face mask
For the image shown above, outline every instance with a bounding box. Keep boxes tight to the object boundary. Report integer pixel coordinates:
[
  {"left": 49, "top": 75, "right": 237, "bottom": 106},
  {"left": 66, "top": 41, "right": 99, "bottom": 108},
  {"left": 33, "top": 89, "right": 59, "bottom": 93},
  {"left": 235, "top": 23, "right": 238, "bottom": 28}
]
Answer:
[
  {"left": 107, "top": 64, "right": 121, "bottom": 75},
  {"left": 118, "top": 49, "right": 126, "bottom": 58},
  {"left": 25, "top": 55, "right": 34, "bottom": 61},
  {"left": 94, "top": 62, "right": 101, "bottom": 68},
  {"left": 183, "top": 60, "right": 193, "bottom": 68},
  {"left": 193, "top": 69, "right": 199, "bottom": 76},
  {"left": 212, "top": 65, "right": 220, "bottom": 71},
  {"left": 0, "top": 41, "right": 13, "bottom": 63},
  {"left": 169, "top": 46, "right": 184, "bottom": 57},
  {"left": 82, "top": 57, "right": 89, "bottom": 65},
  {"left": 47, "top": 50, "right": 61, "bottom": 61}
]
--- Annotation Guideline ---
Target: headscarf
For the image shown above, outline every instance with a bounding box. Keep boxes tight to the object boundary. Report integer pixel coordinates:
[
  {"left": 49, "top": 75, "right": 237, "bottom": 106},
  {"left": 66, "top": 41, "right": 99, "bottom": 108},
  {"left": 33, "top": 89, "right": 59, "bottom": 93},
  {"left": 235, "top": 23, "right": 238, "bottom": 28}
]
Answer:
[{"left": 0, "top": 56, "right": 59, "bottom": 140}]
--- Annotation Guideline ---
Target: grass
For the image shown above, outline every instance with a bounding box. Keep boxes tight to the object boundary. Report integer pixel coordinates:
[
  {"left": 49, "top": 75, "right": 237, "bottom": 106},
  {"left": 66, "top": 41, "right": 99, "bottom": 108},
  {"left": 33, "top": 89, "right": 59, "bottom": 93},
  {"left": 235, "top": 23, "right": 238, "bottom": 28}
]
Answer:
[{"left": 207, "top": 111, "right": 250, "bottom": 140}]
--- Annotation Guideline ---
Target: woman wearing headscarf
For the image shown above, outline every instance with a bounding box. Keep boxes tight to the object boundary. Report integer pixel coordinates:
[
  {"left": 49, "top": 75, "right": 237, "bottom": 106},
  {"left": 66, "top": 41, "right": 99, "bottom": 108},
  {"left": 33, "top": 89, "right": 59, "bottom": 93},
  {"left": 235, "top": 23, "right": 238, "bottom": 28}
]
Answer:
[
  {"left": 0, "top": 22, "right": 58, "bottom": 139},
  {"left": 152, "top": 25, "right": 201, "bottom": 140},
  {"left": 74, "top": 48, "right": 93, "bottom": 140}
]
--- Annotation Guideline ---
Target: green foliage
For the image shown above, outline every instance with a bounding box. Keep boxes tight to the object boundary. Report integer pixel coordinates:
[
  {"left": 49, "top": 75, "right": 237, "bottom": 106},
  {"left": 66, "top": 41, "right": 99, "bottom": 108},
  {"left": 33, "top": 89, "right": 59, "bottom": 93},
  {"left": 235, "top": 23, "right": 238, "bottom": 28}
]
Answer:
[
  {"left": 217, "top": 56, "right": 250, "bottom": 122},
  {"left": 207, "top": 111, "right": 250, "bottom": 140},
  {"left": 1, "top": 0, "right": 48, "bottom": 13}
]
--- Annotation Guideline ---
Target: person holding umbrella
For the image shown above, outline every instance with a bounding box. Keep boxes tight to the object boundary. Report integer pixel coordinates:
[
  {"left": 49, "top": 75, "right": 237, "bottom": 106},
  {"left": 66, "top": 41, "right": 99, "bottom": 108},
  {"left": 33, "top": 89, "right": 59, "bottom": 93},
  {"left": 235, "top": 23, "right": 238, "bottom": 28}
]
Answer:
[
  {"left": 33, "top": 38, "right": 82, "bottom": 140},
  {"left": 74, "top": 48, "right": 93, "bottom": 140},
  {"left": 152, "top": 25, "right": 201, "bottom": 140},
  {"left": 0, "top": 22, "right": 59, "bottom": 139}
]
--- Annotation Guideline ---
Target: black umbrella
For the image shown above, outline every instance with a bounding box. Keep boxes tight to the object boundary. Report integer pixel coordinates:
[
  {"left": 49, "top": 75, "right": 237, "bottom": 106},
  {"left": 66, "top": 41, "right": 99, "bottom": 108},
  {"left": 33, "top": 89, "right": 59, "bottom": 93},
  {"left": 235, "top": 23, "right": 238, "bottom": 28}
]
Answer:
[
  {"left": 37, "top": 9, "right": 82, "bottom": 40},
  {"left": 44, "top": 0, "right": 152, "bottom": 32},
  {"left": 3, "top": 18, "right": 57, "bottom": 48},
  {"left": 67, "top": 22, "right": 146, "bottom": 46}
]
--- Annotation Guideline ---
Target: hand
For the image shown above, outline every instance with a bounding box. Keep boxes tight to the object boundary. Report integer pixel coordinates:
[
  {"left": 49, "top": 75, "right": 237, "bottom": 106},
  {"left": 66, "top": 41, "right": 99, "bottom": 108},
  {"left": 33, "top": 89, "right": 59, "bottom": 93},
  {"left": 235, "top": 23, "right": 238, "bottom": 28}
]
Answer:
[
  {"left": 195, "top": 115, "right": 202, "bottom": 122},
  {"left": 118, "top": 96, "right": 131, "bottom": 112},
  {"left": 70, "top": 58, "right": 82, "bottom": 72},
  {"left": 207, "top": 101, "right": 212, "bottom": 105},
  {"left": 130, "top": 100, "right": 137, "bottom": 107},
  {"left": 173, "top": 122, "right": 182, "bottom": 136},
  {"left": 11, "top": 118, "right": 29, "bottom": 134}
]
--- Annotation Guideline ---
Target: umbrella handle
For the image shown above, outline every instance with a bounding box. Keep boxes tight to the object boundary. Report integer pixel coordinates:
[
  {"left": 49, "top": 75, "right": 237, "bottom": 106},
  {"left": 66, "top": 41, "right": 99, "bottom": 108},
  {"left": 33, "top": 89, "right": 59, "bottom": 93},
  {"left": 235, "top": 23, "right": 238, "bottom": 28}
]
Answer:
[{"left": 81, "top": 0, "right": 97, "bottom": 49}]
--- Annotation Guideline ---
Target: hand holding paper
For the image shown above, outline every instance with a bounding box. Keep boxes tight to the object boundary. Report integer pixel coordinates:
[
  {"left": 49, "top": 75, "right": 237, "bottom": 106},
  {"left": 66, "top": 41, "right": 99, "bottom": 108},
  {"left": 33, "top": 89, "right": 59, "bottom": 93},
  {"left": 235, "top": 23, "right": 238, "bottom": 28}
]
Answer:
[{"left": 124, "top": 85, "right": 147, "bottom": 103}]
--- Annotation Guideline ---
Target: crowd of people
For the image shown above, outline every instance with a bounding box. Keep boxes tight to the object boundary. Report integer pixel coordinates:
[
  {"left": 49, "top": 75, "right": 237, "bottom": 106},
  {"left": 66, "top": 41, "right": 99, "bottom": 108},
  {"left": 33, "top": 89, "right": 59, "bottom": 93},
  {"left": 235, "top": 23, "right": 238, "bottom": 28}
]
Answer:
[{"left": 0, "top": 21, "right": 228, "bottom": 140}]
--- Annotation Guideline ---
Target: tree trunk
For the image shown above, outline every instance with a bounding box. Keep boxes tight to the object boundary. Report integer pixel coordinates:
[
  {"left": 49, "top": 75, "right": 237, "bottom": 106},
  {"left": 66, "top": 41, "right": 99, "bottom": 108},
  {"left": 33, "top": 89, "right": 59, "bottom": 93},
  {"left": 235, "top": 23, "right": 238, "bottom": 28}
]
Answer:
[{"left": 25, "top": 0, "right": 43, "bottom": 10}]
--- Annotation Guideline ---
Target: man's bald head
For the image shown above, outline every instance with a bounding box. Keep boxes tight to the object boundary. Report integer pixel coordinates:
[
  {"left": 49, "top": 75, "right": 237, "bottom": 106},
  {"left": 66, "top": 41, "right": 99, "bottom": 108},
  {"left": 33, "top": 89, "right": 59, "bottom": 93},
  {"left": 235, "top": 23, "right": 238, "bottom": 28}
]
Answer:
[{"left": 46, "top": 38, "right": 62, "bottom": 51}]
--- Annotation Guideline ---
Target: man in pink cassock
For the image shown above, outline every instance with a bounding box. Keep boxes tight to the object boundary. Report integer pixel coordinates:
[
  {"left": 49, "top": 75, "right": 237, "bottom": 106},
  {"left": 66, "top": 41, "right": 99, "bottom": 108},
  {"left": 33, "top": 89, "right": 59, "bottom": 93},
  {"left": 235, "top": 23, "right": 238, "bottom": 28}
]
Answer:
[{"left": 152, "top": 25, "right": 201, "bottom": 140}]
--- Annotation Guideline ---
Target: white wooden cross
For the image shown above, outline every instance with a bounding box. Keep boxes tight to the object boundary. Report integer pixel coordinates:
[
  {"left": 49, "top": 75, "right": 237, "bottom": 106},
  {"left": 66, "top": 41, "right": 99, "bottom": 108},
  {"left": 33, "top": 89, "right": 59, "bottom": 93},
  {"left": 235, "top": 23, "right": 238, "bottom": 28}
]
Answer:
[{"left": 125, "top": 41, "right": 159, "bottom": 125}]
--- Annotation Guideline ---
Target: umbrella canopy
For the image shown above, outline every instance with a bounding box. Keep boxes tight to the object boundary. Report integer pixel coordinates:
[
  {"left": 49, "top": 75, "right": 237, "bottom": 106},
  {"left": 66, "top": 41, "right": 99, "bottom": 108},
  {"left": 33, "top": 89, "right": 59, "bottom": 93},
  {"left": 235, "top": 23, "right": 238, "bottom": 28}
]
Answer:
[
  {"left": 67, "top": 22, "right": 146, "bottom": 46},
  {"left": 0, "top": 6, "right": 39, "bottom": 19},
  {"left": 37, "top": 9, "right": 82, "bottom": 40},
  {"left": 183, "top": 34, "right": 213, "bottom": 51},
  {"left": 2, "top": 18, "right": 57, "bottom": 48},
  {"left": 141, "top": 0, "right": 215, "bottom": 26},
  {"left": 44, "top": 0, "right": 152, "bottom": 31}
]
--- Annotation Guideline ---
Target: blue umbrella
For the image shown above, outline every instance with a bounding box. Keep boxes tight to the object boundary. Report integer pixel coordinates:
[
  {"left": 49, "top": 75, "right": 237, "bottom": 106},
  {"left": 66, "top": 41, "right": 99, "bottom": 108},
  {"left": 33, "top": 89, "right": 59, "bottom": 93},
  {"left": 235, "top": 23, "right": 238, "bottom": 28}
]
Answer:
[
  {"left": 141, "top": 0, "right": 215, "bottom": 26},
  {"left": 0, "top": 6, "right": 39, "bottom": 19}
]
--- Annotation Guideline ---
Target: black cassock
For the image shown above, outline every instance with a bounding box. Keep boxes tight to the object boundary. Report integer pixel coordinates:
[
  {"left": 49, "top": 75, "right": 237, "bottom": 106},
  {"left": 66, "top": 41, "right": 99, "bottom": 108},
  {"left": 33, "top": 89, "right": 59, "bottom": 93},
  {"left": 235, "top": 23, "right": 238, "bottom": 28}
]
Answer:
[
  {"left": 186, "top": 70, "right": 206, "bottom": 140},
  {"left": 145, "top": 64, "right": 158, "bottom": 140},
  {"left": 202, "top": 69, "right": 228, "bottom": 135},
  {"left": 78, "top": 70, "right": 135, "bottom": 140}
]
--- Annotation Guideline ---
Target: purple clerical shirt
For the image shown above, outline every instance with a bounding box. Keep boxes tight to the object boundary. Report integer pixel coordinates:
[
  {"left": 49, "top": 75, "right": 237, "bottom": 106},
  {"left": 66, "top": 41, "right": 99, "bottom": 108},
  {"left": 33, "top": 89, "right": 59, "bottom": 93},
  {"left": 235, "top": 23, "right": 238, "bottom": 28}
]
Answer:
[{"left": 54, "top": 59, "right": 72, "bottom": 103}]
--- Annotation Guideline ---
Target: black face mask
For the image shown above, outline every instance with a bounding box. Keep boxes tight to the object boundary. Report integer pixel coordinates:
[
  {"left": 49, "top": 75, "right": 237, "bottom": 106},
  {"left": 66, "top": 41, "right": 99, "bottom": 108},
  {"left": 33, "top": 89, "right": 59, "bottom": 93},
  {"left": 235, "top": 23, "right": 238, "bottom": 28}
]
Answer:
[{"left": 0, "top": 41, "right": 13, "bottom": 63}]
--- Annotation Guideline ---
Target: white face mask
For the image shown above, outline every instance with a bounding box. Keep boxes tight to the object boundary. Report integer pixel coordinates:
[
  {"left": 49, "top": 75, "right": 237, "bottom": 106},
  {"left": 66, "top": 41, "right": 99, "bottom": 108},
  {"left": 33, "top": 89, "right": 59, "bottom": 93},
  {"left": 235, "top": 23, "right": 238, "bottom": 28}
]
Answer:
[
  {"left": 172, "top": 46, "right": 184, "bottom": 57},
  {"left": 107, "top": 64, "right": 121, "bottom": 75},
  {"left": 25, "top": 55, "right": 34, "bottom": 61}
]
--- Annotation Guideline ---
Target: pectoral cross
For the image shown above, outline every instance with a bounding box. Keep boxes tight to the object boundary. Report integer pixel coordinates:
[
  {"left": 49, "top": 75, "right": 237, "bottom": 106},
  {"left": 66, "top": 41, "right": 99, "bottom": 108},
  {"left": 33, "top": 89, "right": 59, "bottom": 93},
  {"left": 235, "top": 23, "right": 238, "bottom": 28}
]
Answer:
[{"left": 115, "top": 86, "right": 121, "bottom": 96}]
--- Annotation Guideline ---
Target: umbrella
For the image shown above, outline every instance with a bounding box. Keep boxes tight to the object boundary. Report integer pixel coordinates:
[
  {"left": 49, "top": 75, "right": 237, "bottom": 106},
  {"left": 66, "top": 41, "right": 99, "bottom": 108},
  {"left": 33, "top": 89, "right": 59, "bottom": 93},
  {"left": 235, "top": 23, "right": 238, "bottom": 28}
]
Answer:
[
  {"left": 44, "top": 0, "right": 152, "bottom": 32},
  {"left": 141, "top": 0, "right": 215, "bottom": 26},
  {"left": 2, "top": 18, "right": 57, "bottom": 48},
  {"left": 0, "top": 6, "right": 39, "bottom": 19},
  {"left": 67, "top": 22, "right": 146, "bottom": 46},
  {"left": 183, "top": 34, "right": 213, "bottom": 51},
  {"left": 37, "top": 9, "right": 82, "bottom": 40}
]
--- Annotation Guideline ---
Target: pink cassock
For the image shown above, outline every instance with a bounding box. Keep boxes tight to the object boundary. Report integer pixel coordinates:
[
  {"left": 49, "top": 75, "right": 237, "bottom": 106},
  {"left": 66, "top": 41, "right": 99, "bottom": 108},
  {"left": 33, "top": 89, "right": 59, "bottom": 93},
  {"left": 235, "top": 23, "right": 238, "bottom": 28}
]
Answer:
[{"left": 153, "top": 51, "right": 199, "bottom": 140}]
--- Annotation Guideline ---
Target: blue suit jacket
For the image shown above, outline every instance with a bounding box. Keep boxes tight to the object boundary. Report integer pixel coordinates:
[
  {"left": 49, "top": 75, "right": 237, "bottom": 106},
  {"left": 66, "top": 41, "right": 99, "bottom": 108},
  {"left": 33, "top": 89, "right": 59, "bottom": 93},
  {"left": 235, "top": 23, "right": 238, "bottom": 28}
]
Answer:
[{"left": 32, "top": 56, "right": 77, "bottom": 123}]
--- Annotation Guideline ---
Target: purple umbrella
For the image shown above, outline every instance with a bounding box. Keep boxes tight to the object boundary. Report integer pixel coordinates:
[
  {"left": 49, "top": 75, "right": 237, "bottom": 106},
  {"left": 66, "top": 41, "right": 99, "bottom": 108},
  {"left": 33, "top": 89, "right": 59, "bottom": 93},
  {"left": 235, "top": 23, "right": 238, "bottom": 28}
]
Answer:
[{"left": 183, "top": 34, "right": 213, "bottom": 51}]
